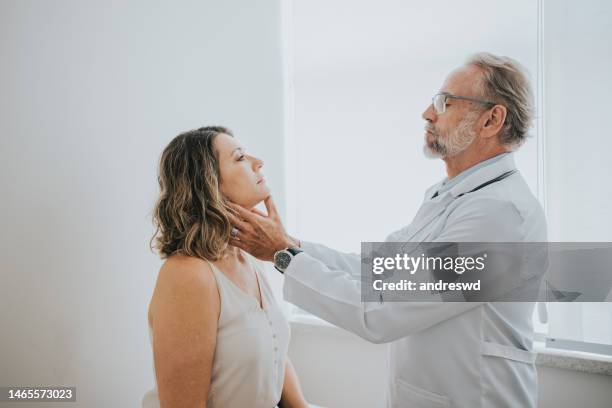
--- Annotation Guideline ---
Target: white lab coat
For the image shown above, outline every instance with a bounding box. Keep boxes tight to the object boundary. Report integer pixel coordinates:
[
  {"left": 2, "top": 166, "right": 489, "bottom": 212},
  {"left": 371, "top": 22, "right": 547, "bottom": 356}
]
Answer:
[{"left": 283, "top": 153, "right": 547, "bottom": 408}]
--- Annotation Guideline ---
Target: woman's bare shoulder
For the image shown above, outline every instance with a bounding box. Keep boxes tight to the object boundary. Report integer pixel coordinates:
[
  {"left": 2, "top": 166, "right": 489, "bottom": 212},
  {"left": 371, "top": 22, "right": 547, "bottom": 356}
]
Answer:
[
  {"left": 158, "top": 254, "right": 216, "bottom": 284},
  {"left": 149, "top": 254, "right": 219, "bottom": 323}
]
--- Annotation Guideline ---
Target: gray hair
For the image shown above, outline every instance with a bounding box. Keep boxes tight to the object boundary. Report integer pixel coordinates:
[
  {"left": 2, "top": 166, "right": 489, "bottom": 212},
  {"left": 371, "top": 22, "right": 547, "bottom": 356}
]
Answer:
[{"left": 466, "top": 52, "right": 534, "bottom": 147}]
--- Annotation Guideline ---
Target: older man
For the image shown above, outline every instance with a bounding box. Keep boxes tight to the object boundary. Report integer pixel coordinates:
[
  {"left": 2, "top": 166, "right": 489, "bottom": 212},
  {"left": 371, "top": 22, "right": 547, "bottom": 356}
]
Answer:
[{"left": 230, "top": 53, "right": 546, "bottom": 407}]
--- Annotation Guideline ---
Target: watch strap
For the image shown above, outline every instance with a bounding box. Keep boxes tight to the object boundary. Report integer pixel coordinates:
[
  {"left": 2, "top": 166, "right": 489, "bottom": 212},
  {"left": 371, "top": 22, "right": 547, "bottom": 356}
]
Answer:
[{"left": 286, "top": 247, "right": 303, "bottom": 256}]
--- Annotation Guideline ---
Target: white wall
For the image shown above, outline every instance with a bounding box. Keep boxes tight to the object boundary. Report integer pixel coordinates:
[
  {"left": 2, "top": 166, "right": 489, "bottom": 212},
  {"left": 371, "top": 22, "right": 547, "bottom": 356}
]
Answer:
[
  {"left": 288, "top": 324, "right": 388, "bottom": 408},
  {"left": 0, "top": 1, "right": 285, "bottom": 406},
  {"left": 537, "top": 365, "right": 612, "bottom": 408}
]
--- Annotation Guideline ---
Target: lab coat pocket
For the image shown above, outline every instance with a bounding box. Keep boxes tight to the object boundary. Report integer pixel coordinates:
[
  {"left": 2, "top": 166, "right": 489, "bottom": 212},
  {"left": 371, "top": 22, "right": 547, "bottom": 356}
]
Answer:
[
  {"left": 394, "top": 378, "right": 451, "bottom": 408},
  {"left": 481, "top": 341, "right": 536, "bottom": 364},
  {"left": 480, "top": 341, "right": 537, "bottom": 408}
]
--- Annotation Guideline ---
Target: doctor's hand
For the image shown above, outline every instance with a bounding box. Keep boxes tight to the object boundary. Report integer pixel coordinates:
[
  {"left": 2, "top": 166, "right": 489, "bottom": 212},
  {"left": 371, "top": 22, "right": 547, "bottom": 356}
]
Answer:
[{"left": 228, "top": 196, "right": 299, "bottom": 262}]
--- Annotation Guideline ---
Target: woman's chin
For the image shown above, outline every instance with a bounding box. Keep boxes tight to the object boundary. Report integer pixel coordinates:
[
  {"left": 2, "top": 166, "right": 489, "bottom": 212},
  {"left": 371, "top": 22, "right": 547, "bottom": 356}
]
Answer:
[
  {"left": 235, "top": 192, "right": 270, "bottom": 211},
  {"left": 256, "top": 184, "right": 271, "bottom": 197}
]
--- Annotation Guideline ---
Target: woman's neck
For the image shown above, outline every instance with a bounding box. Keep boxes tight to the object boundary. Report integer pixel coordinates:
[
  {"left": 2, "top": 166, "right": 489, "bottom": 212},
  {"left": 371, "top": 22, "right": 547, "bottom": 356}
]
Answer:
[{"left": 216, "top": 246, "right": 246, "bottom": 268}]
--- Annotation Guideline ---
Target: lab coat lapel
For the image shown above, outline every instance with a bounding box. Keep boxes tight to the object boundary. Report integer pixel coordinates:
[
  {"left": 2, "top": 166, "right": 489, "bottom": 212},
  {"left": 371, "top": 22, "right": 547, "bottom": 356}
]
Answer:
[{"left": 399, "top": 193, "right": 454, "bottom": 242}]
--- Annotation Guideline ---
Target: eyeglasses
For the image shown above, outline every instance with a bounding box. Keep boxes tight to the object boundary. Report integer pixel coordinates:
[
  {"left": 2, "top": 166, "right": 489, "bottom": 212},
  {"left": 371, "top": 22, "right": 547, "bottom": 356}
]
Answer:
[{"left": 432, "top": 92, "right": 496, "bottom": 114}]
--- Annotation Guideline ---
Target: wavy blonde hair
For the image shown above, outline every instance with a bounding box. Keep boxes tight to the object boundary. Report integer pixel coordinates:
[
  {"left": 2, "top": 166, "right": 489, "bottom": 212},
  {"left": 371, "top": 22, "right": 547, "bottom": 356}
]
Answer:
[{"left": 151, "top": 126, "right": 235, "bottom": 261}]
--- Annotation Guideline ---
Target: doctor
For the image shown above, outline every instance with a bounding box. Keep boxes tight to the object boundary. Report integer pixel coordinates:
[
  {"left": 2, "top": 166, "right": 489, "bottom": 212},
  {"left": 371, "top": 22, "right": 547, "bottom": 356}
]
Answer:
[{"left": 229, "top": 53, "right": 547, "bottom": 408}]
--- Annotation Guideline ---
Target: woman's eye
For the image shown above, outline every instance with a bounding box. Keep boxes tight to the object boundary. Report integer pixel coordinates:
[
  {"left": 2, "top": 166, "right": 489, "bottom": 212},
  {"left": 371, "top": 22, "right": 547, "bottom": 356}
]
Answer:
[{"left": 237, "top": 154, "right": 245, "bottom": 161}]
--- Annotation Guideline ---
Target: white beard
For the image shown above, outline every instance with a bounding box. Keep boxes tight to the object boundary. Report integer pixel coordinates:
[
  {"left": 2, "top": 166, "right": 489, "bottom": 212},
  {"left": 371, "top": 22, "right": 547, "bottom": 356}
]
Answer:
[{"left": 423, "top": 111, "right": 480, "bottom": 159}]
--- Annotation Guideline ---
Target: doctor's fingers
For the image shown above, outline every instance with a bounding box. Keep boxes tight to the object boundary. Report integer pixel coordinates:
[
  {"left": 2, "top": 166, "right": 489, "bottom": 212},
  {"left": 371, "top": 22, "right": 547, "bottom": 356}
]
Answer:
[
  {"left": 250, "top": 207, "right": 267, "bottom": 217},
  {"left": 228, "top": 202, "right": 263, "bottom": 223},
  {"left": 229, "top": 234, "right": 262, "bottom": 255},
  {"left": 229, "top": 237, "right": 248, "bottom": 251},
  {"left": 227, "top": 212, "right": 256, "bottom": 233},
  {"left": 264, "top": 196, "right": 279, "bottom": 218}
]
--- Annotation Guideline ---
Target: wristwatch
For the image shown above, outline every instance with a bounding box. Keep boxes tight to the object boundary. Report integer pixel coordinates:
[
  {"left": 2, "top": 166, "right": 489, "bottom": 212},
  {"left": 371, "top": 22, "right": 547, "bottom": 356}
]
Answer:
[{"left": 273, "top": 247, "right": 303, "bottom": 273}]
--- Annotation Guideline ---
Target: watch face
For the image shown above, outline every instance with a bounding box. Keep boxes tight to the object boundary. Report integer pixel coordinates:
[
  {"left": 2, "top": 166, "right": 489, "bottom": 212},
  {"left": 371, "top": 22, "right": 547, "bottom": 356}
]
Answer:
[{"left": 274, "top": 251, "right": 292, "bottom": 271}]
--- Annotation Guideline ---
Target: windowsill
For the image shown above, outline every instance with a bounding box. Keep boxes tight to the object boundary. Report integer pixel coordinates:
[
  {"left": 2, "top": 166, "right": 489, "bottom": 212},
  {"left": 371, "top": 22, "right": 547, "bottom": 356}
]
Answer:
[
  {"left": 533, "top": 341, "right": 612, "bottom": 376},
  {"left": 289, "top": 314, "right": 612, "bottom": 376}
]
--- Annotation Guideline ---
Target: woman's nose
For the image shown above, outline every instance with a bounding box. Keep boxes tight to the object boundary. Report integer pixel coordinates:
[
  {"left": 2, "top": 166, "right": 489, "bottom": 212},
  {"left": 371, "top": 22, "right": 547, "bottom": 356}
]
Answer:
[{"left": 250, "top": 155, "right": 263, "bottom": 169}]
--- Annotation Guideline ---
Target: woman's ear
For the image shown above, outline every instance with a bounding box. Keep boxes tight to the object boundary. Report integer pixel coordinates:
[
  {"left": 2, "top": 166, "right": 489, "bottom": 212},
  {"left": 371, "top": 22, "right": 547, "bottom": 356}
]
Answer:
[{"left": 482, "top": 105, "right": 507, "bottom": 139}]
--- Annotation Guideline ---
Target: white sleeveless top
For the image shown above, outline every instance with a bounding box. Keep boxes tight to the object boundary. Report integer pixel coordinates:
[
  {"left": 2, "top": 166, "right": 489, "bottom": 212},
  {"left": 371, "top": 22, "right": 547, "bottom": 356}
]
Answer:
[{"left": 142, "top": 254, "right": 291, "bottom": 408}]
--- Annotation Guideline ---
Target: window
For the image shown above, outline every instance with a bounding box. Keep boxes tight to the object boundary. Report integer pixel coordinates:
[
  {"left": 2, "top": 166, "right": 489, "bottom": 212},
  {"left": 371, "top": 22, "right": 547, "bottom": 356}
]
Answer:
[
  {"left": 539, "top": 0, "right": 612, "bottom": 355},
  {"left": 283, "top": 0, "right": 612, "bottom": 355},
  {"left": 285, "top": 0, "right": 540, "bottom": 252}
]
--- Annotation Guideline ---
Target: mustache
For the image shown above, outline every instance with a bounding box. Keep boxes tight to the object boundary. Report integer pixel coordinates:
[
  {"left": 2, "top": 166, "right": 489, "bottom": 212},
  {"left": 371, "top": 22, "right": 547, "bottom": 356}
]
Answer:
[{"left": 425, "top": 124, "right": 437, "bottom": 136}]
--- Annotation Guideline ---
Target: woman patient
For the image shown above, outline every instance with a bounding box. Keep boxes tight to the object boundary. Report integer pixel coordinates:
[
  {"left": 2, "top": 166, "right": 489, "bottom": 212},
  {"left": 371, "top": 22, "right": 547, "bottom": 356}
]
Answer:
[{"left": 142, "top": 126, "right": 308, "bottom": 408}]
